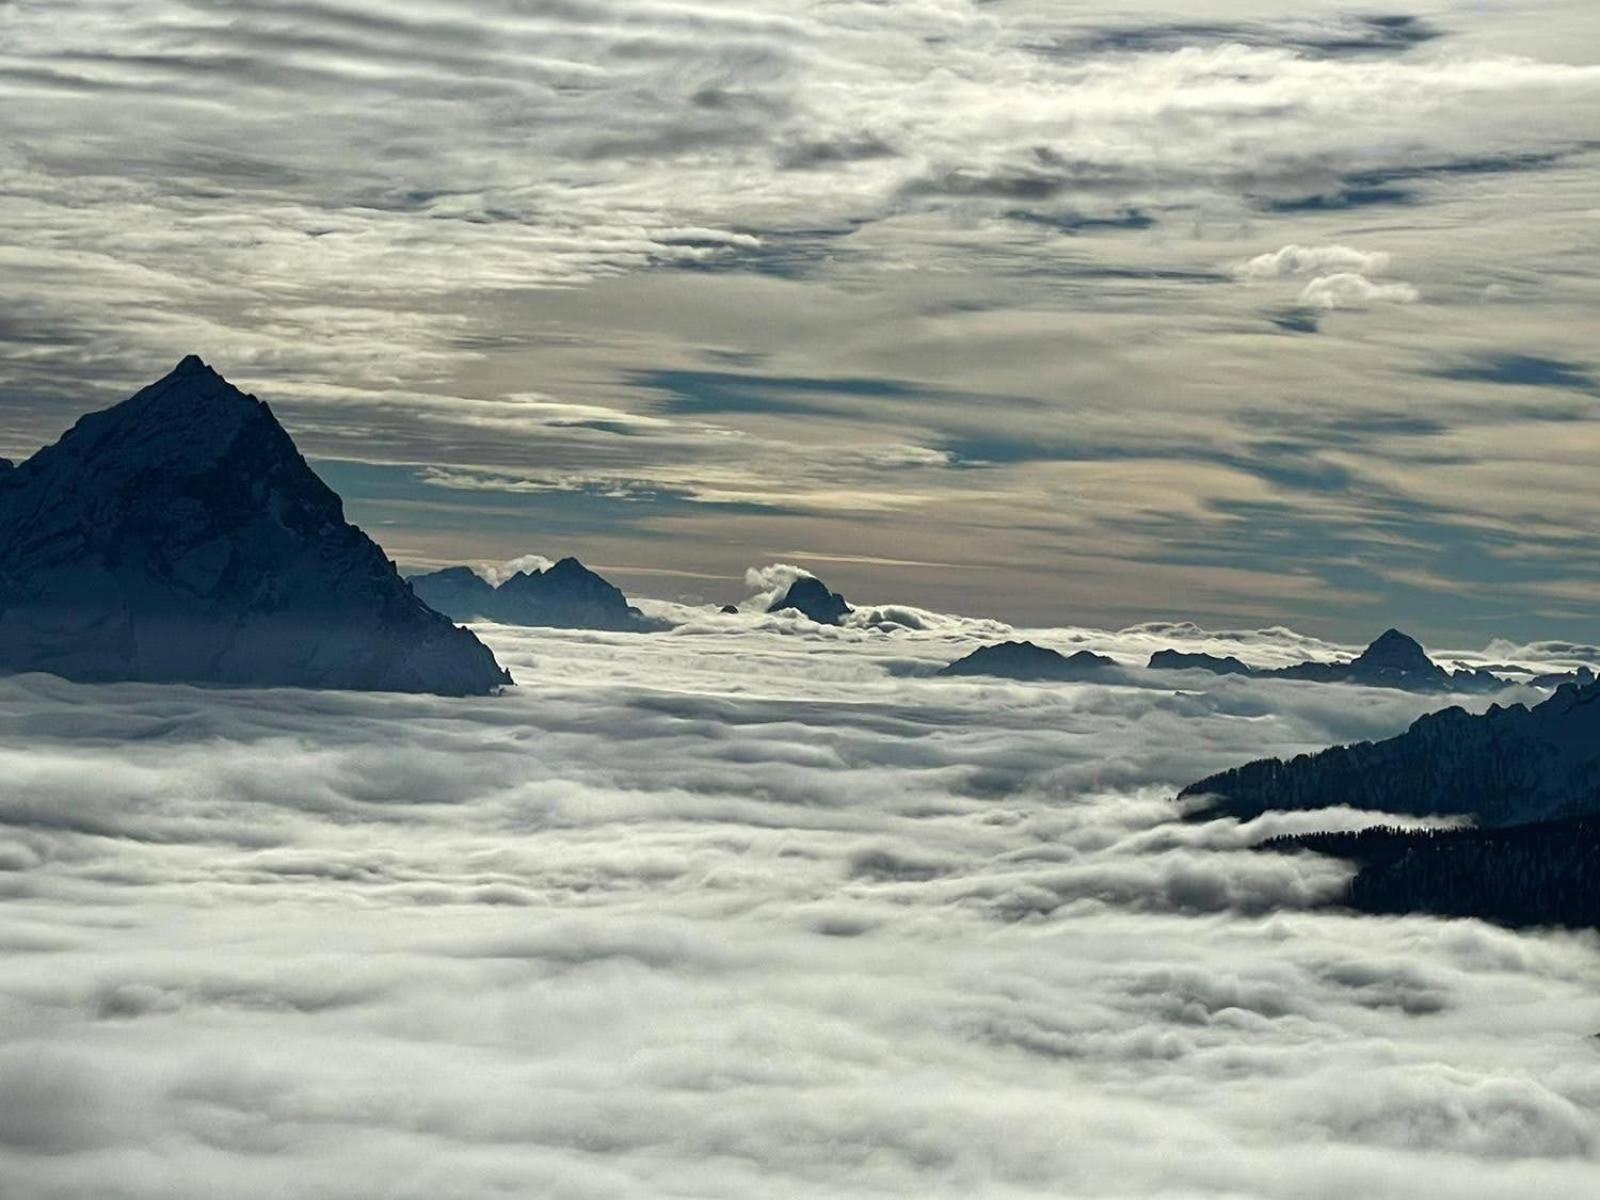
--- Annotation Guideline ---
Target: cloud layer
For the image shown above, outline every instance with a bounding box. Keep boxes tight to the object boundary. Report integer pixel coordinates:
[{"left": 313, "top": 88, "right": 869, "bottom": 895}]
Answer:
[{"left": 0, "top": 620, "right": 1596, "bottom": 1197}]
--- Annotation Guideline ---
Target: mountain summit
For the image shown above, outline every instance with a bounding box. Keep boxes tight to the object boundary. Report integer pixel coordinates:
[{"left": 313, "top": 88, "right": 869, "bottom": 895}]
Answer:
[
  {"left": 1344, "top": 627, "right": 1450, "bottom": 685},
  {"left": 0, "top": 357, "right": 510, "bottom": 694},
  {"left": 410, "top": 556, "right": 662, "bottom": 631}
]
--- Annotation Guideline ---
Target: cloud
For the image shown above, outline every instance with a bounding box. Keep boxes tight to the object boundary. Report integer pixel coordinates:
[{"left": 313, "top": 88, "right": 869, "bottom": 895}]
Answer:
[
  {"left": 5, "top": 4, "right": 1600, "bottom": 641},
  {"left": 742, "top": 561, "right": 816, "bottom": 606},
  {"left": 1299, "top": 272, "right": 1422, "bottom": 309},
  {"left": 479, "top": 553, "right": 554, "bottom": 586},
  {"left": 1238, "top": 244, "right": 1393, "bottom": 280},
  {"left": 0, "top": 619, "right": 1596, "bottom": 1196}
]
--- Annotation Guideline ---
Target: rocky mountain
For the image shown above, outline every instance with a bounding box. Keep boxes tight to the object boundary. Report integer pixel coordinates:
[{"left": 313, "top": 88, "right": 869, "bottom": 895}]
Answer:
[
  {"left": 410, "top": 557, "right": 662, "bottom": 631},
  {"left": 0, "top": 356, "right": 510, "bottom": 694},
  {"left": 1147, "top": 649, "right": 1251, "bottom": 675},
  {"left": 767, "top": 575, "right": 852, "bottom": 625},
  {"left": 940, "top": 640, "right": 1118, "bottom": 681},
  {"left": 1182, "top": 679, "right": 1600, "bottom": 827}
]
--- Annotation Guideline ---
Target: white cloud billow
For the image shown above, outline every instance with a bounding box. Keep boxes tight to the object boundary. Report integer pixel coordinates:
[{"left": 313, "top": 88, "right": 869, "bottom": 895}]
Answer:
[
  {"left": 1238, "top": 244, "right": 1393, "bottom": 280},
  {"left": 479, "top": 553, "right": 554, "bottom": 585},
  {"left": 1300, "top": 272, "right": 1422, "bottom": 309},
  {"left": 0, "top": 616, "right": 1594, "bottom": 1197}
]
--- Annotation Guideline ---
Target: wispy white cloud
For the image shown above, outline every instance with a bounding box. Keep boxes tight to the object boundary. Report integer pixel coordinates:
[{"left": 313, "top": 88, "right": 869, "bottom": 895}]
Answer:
[{"left": 4, "top": 0, "right": 1600, "bottom": 641}]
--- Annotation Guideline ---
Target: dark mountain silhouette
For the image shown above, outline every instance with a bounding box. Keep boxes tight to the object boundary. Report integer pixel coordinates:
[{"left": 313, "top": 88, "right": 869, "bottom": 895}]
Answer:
[
  {"left": 0, "top": 356, "right": 509, "bottom": 694},
  {"left": 1270, "top": 628, "right": 1477, "bottom": 690},
  {"left": 1261, "top": 816, "right": 1600, "bottom": 929},
  {"left": 719, "top": 604, "right": 740, "bottom": 615},
  {"left": 1183, "top": 679, "right": 1600, "bottom": 827},
  {"left": 0, "top": 458, "right": 12, "bottom": 479},
  {"left": 767, "top": 575, "right": 852, "bottom": 624},
  {"left": 1530, "top": 665, "right": 1596, "bottom": 689},
  {"left": 1148, "top": 649, "right": 1251, "bottom": 675},
  {"left": 1147, "top": 629, "right": 1513, "bottom": 693},
  {"left": 940, "top": 640, "right": 1117, "bottom": 681},
  {"left": 405, "top": 566, "right": 499, "bottom": 620},
  {"left": 410, "top": 557, "right": 663, "bottom": 632}
]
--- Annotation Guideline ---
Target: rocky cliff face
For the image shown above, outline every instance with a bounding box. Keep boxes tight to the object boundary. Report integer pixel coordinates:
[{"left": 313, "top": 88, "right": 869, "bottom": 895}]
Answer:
[
  {"left": 0, "top": 356, "right": 510, "bottom": 694},
  {"left": 1182, "top": 680, "right": 1600, "bottom": 827},
  {"left": 410, "top": 557, "right": 660, "bottom": 631}
]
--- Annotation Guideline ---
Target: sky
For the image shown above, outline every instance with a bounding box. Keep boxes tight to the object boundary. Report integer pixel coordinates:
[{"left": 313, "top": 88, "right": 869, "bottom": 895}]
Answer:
[
  {"left": 1, "top": 612, "right": 1597, "bottom": 1198},
  {"left": 3, "top": 0, "right": 1600, "bottom": 643}
]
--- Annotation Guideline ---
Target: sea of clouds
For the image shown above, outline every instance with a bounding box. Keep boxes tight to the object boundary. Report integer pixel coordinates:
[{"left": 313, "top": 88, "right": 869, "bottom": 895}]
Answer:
[{"left": 1, "top": 600, "right": 1596, "bottom": 1198}]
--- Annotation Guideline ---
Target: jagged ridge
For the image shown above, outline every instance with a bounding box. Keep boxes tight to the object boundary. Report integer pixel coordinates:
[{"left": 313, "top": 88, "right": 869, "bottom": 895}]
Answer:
[
  {"left": 410, "top": 557, "right": 663, "bottom": 631},
  {"left": 1181, "top": 680, "right": 1600, "bottom": 827}
]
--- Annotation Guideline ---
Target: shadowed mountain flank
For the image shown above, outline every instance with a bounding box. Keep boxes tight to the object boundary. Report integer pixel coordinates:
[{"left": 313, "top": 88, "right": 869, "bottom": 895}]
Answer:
[
  {"left": 0, "top": 357, "right": 510, "bottom": 694},
  {"left": 1183, "top": 680, "right": 1600, "bottom": 828}
]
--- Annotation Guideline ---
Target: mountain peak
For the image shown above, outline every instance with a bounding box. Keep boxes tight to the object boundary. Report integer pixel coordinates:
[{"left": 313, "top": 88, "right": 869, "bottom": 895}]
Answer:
[
  {"left": 1351, "top": 627, "right": 1434, "bottom": 673},
  {"left": 411, "top": 555, "right": 660, "bottom": 632},
  {"left": 0, "top": 361, "right": 510, "bottom": 694},
  {"left": 173, "top": 352, "right": 215, "bottom": 376}
]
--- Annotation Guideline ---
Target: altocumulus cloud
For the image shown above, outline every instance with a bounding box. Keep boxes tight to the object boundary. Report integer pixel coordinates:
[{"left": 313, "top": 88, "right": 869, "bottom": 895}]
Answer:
[
  {"left": 7, "top": 3, "right": 1600, "bottom": 639},
  {"left": 0, "top": 616, "right": 1595, "bottom": 1198}
]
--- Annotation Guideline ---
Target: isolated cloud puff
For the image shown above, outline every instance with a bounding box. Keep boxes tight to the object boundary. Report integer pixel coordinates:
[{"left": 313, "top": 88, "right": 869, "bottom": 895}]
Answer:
[
  {"left": 1238, "top": 244, "right": 1393, "bottom": 281},
  {"left": 741, "top": 561, "right": 820, "bottom": 610},
  {"left": 479, "top": 553, "right": 555, "bottom": 586},
  {"left": 1299, "top": 272, "right": 1422, "bottom": 309}
]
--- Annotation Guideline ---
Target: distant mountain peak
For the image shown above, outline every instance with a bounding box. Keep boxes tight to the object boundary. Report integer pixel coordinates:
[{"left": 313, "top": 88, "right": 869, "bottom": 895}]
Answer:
[
  {"left": 410, "top": 555, "right": 662, "bottom": 632},
  {"left": 1352, "top": 627, "right": 1433, "bottom": 672}
]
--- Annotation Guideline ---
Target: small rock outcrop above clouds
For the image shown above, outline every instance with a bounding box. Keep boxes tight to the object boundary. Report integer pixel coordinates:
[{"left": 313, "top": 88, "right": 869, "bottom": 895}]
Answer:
[
  {"left": 410, "top": 557, "right": 662, "bottom": 632},
  {"left": 1182, "top": 679, "right": 1600, "bottom": 828},
  {"left": 0, "top": 356, "right": 510, "bottom": 694},
  {"left": 1147, "top": 649, "right": 1252, "bottom": 675},
  {"left": 940, "top": 640, "right": 1118, "bottom": 681},
  {"left": 767, "top": 575, "right": 852, "bottom": 625}
]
